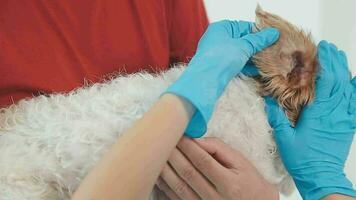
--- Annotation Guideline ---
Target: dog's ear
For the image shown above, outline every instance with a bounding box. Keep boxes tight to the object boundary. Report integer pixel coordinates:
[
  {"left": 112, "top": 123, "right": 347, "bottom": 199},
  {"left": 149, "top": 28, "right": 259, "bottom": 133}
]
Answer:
[
  {"left": 253, "top": 5, "right": 318, "bottom": 126},
  {"left": 255, "top": 4, "right": 266, "bottom": 30},
  {"left": 255, "top": 4, "right": 282, "bottom": 30},
  {"left": 289, "top": 48, "right": 319, "bottom": 89},
  {"left": 287, "top": 51, "right": 306, "bottom": 88},
  {"left": 255, "top": 4, "right": 264, "bottom": 18},
  {"left": 292, "top": 51, "right": 304, "bottom": 69}
]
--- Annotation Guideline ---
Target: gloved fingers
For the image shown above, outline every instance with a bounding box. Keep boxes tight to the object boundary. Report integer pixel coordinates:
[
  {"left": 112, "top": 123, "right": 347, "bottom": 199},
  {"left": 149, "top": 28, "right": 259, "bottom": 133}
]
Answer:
[
  {"left": 315, "top": 41, "right": 335, "bottom": 100},
  {"left": 205, "top": 20, "right": 254, "bottom": 40},
  {"left": 348, "top": 98, "right": 356, "bottom": 116},
  {"left": 338, "top": 50, "right": 351, "bottom": 79},
  {"left": 238, "top": 27, "right": 279, "bottom": 58},
  {"left": 329, "top": 43, "right": 350, "bottom": 81},
  {"left": 317, "top": 40, "right": 333, "bottom": 72},
  {"left": 264, "top": 96, "right": 294, "bottom": 140},
  {"left": 325, "top": 44, "right": 351, "bottom": 97},
  {"left": 348, "top": 77, "right": 356, "bottom": 115},
  {"left": 227, "top": 20, "right": 254, "bottom": 38},
  {"left": 241, "top": 63, "right": 260, "bottom": 77}
]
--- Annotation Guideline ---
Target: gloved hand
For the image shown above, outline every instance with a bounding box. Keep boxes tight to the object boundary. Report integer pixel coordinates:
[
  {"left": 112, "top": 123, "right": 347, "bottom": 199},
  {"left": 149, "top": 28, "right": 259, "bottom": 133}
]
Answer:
[
  {"left": 165, "top": 20, "right": 279, "bottom": 138},
  {"left": 265, "top": 41, "right": 356, "bottom": 200}
]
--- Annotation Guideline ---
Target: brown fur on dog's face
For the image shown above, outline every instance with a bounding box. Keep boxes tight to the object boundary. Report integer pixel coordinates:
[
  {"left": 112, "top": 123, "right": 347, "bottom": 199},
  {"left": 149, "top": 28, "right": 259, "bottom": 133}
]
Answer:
[{"left": 252, "top": 5, "right": 318, "bottom": 126}]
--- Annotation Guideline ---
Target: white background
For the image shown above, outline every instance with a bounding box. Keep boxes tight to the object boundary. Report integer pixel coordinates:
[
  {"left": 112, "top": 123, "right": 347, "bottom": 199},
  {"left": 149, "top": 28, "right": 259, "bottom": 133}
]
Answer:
[{"left": 203, "top": 1, "right": 356, "bottom": 199}]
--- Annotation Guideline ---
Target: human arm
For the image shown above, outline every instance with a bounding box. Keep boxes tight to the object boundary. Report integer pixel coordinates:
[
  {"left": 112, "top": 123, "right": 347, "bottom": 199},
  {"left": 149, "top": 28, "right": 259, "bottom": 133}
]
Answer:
[
  {"left": 72, "top": 20, "right": 279, "bottom": 199},
  {"left": 264, "top": 41, "right": 356, "bottom": 200},
  {"left": 157, "top": 137, "right": 279, "bottom": 200},
  {"left": 72, "top": 94, "right": 194, "bottom": 200}
]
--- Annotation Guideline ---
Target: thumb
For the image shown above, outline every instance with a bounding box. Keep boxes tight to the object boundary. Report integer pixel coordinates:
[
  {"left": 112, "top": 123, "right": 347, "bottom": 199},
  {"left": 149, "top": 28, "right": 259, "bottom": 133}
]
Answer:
[
  {"left": 264, "top": 96, "right": 295, "bottom": 142},
  {"left": 238, "top": 27, "right": 279, "bottom": 57},
  {"left": 193, "top": 137, "right": 248, "bottom": 169}
]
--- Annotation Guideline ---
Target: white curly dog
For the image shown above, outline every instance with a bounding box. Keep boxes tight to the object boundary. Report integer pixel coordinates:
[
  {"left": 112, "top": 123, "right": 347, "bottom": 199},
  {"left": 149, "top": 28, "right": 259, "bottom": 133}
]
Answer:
[{"left": 0, "top": 66, "right": 294, "bottom": 199}]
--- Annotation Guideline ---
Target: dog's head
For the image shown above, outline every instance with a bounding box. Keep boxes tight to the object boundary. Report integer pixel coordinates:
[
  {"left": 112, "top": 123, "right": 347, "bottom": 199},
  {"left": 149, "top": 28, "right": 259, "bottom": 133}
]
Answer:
[{"left": 252, "top": 5, "right": 318, "bottom": 126}]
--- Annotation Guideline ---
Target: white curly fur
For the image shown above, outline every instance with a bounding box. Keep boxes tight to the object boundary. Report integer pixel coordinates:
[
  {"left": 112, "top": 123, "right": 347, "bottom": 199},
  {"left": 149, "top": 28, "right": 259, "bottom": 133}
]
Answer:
[{"left": 0, "top": 66, "right": 294, "bottom": 199}]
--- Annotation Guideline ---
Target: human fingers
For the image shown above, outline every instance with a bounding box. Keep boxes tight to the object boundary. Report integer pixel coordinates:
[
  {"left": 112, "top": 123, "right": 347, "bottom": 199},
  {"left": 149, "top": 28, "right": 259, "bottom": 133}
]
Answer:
[
  {"left": 236, "top": 27, "right": 279, "bottom": 59},
  {"left": 329, "top": 44, "right": 349, "bottom": 81},
  {"left": 156, "top": 177, "right": 181, "bottom": 200},
  {"left": 315, "top": 40, "right": 334, "bottom": 99},
  {"left": 193, "top": 137, "right": 248, "bottom": 170},
  {"left": 348, "top": 77, "right": 356, "bottom": 115},
  {"left": 160, "top": 164, "right": 200, "bottom": 200},
  {"left": 177, "top": 137, "right": 229, "bottom": 186},
  {"left": 168, "top": 148, "right": 221, "bottom": 200},
  {"left": 205, "top": 20, "right": 254, "bottom": 39}
]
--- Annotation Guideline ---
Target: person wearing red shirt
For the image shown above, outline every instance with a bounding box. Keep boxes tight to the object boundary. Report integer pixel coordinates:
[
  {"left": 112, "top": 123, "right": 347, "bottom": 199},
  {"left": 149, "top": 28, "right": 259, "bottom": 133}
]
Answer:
[
  {"left": 0, "top": 0, "right": 208, "bottom": 107},
  {"left": 0, "top": 1, "right": 283, "bottom": 199}
]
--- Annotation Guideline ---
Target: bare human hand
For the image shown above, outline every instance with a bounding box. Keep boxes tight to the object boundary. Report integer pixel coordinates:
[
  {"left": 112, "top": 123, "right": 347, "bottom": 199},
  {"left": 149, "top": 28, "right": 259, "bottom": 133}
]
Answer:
[{"left": 156, "top": 137, "right": 279, "bottom": 200}]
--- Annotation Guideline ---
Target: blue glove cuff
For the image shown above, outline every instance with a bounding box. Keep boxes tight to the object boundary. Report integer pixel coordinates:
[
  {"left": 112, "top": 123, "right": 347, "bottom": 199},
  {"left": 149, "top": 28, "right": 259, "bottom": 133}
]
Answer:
[
  {"left": 185, "top": 109, "right": 207, "bottom": 138},
  {"left": 294, "top": 173, "right": 356, "bottom": 200},
  {"left": 162, "top": 58, "right": 229, "bottom": 138},
  {"left": 311, "top": 187, "right": 356, "bottom": 200},
  {"left": 162, "top": 87, "right": 210, "bottom": 138}
]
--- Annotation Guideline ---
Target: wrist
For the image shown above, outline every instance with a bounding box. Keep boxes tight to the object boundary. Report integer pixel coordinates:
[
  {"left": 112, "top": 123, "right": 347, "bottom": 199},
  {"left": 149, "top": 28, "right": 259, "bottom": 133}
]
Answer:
[
  {"left": 163, "top": 59, "right": 238, "bottom": 138},
  {"left": 293, "top": 171, "right": 356, "bottom": 200},
  {"left": 160, "top": 94, "right": 196, "bottom": 119},
  {"left": 323, "top": 193, "right": 356, "bottom": 200}
]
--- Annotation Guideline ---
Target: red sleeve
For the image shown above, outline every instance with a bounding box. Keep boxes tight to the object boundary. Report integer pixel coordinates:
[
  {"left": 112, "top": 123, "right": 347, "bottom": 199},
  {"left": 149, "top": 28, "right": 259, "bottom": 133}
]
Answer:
[{"left": 165, "top": 0, "right": 209, "bottom": 64}]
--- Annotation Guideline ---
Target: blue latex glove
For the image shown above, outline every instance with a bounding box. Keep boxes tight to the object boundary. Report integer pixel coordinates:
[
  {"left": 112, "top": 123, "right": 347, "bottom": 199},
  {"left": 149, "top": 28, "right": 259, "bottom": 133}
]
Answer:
[
  {"left": 265, "top": 41, "right": 356, "bottom": 200},
  {"left": 165, "top": 20, "right": 279, "bottom": 138}
]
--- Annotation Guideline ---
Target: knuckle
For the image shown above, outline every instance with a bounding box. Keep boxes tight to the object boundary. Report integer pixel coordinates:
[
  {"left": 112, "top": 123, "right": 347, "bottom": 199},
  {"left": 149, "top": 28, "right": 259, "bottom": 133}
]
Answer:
[
  {"left": 210, "top": 137, "right": 224, "bottom": 145},
  {"left": 180, "top": 166, "right": 195, "bottom": 181},
  {"left": 239, "top": 39, "right": 255, "bottom": 56},
  {"left": 195, "top": 155, "right": 212, "bottom": 170},
  {"left": 172, "top": 181, "right": 188, "bottom": 196},
  {"left": 206, "top": 20, "right": 235, "bottom": 34}
]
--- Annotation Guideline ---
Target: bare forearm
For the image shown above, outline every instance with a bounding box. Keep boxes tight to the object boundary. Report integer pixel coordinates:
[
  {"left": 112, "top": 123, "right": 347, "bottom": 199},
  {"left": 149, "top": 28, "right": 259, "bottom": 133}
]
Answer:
[
  {"left": 72, "top": 94, "right": 194, "bottom": 200},
  {"left": 323, "top": 194, "right": 356, "bottom": 200}
]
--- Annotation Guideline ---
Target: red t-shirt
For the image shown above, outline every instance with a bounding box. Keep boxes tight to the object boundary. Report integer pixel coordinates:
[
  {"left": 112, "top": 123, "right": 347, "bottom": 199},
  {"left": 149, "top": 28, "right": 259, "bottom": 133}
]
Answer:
[{"left": 0, "top": 0, "right": 208, "bottom": 108}]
